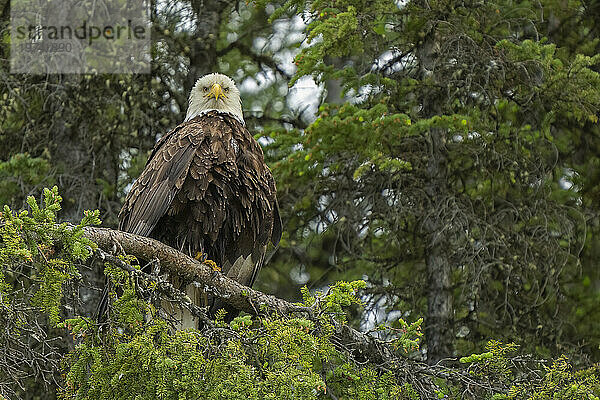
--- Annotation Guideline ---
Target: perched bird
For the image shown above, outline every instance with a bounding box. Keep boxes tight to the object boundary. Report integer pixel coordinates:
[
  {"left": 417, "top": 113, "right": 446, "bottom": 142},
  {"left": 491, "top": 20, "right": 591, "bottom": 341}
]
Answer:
[{"left": 117, "top": 73, "right": 282, "bottom": 328}]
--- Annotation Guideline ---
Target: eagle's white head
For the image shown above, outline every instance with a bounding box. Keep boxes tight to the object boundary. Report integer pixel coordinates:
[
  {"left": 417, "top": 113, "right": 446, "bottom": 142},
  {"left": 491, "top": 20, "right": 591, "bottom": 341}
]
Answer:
[{"left": 185, "top": 73, "right": 244, "bottom": 124}]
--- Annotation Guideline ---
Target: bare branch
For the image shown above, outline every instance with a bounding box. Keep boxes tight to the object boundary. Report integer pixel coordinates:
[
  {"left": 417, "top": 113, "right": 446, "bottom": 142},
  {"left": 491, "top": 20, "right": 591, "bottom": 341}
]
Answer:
[
  {"left": 81, "top": 226, "right": 309, "bottom": 317},
  {"left": 217, "top": 42, "right": 291, "bottom": 79},
  {"left": 245, "top": 113, "right": 309, "bottom": 130}
]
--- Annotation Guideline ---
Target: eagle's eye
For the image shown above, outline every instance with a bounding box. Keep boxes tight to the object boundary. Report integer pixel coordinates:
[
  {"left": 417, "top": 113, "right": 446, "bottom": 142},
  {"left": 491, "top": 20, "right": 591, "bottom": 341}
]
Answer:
[
  {"left": 224, "top": 87, "right": 230, "bottom": 93},
  {"left": 202, "top": 87, "right": 209, "bottom": 92}
]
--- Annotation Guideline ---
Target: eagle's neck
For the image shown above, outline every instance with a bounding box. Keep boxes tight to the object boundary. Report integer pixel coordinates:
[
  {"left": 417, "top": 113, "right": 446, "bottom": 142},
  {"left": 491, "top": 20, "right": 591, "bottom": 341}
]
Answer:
[{"left": 185, "top": 108, "right": 245, "bottom": 126}]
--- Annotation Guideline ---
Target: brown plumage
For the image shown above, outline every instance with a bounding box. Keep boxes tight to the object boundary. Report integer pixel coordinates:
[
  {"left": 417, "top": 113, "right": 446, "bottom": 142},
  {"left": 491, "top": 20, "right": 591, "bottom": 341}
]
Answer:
[{"left": 118, "top": 110, "right": 281, "bottom": 327}]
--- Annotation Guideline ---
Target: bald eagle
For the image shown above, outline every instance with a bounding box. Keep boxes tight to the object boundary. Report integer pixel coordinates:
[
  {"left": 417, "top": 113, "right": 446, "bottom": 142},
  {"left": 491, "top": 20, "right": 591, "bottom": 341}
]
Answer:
[{"left": 118, "top": 73, "right": 282, "bottom": 328}]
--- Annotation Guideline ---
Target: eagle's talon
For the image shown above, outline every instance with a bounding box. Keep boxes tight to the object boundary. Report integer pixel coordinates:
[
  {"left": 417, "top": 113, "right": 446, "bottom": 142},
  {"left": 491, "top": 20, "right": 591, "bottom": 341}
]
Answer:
[
  {"left": 205, "top": 259, "right": 221, "bottom": 272},
  {"left": 109, "top": 231, "right": 125, "bottom": 256}
]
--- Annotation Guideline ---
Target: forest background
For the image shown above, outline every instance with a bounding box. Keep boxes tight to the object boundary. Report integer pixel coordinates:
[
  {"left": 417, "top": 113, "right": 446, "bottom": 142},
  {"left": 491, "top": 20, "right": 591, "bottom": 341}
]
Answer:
[{"left": 1, "top": 0, "right": 600, "bottom": 398}]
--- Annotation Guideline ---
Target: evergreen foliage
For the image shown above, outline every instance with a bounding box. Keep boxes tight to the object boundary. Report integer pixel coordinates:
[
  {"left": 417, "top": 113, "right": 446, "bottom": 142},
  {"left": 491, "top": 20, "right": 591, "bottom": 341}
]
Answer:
[
  {"left": 261, "top": 0, "right": 600, "bottom": 360},
  {"left": 59, "top": 289, "right": 419, "bottom": 399},
  {"left": 0, "top": 187, "right": 100, "bottom": 397},
  {"left": 1, "top": 191, "right": 600, "bottom": 398}
]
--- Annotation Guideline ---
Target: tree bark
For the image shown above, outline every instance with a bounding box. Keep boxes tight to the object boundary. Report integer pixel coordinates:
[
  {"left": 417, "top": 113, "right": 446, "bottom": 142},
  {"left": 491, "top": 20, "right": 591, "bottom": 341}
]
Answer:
[
  {"left": 418, "top": 28, "right": 454, "bottom": 364},
  {"left": 82, "top": 225, "right": 306, "bottom": 317},
  {"left": 423, "top": 127, "right": 453, "bottom": 364}
]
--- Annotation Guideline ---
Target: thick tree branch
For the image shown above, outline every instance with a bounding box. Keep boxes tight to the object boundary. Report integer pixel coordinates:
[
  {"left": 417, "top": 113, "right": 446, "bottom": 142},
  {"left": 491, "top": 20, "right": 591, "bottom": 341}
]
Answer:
[
  {"left": 80, "top": 225, "right": 402, "bottom": 367},
  {"left": 82, "top": 226, "right": 309, "bottom": 317}
]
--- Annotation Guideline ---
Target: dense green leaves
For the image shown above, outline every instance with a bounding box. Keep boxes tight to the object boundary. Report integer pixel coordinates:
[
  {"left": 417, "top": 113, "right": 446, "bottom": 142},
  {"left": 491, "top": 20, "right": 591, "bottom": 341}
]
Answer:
[{"left": 60, "top": 267, "right": 414, "bottom": 399}]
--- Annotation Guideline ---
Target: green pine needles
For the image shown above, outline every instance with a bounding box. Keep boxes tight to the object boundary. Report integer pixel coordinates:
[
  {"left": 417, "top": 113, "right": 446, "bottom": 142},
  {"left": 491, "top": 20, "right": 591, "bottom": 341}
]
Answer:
[
  {"left": 60, "top": 270, "right": 419, "bottom": 399},
  {"left": 0, "top": 187, "right": 100, "bottom": 326},
  {"left": 1, "top": 189, "right": 600, "bottom": 398}
]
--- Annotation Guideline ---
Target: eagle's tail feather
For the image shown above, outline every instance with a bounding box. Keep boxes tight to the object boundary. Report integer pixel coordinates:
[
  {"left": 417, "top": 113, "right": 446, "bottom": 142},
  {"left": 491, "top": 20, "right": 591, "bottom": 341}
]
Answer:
[
  {"left": 207, "top": 250, "right": 265, "bottom": 322},
  {"left": 162, "top": 278, "right": 203, "bottom": 330}
]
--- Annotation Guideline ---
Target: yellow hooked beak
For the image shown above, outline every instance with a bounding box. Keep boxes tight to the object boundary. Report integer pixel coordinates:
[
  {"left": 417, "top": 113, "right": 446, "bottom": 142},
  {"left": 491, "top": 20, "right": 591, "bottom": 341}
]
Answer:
[{"left": 207, "top": 83, "right": 227, "bottom": 101}]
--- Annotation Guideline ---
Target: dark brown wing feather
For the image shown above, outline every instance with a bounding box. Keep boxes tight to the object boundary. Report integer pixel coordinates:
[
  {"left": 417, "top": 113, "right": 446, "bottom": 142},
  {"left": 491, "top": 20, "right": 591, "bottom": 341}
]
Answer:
[
  {"left": 118, "top": 123, "right": 203, "bottom": 236},
  {"left": 117, "top": 110, "right": 281, "bottom": 322}
]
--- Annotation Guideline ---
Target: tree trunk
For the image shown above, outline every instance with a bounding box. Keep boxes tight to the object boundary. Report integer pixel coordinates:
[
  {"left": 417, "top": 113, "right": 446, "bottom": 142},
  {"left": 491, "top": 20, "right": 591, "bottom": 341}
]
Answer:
[
  {"left": 418, "top": 28, "right": 454, "bottom": 364},
  {"left": 423, "top": 127, "right": 453, "bottom": 364}
]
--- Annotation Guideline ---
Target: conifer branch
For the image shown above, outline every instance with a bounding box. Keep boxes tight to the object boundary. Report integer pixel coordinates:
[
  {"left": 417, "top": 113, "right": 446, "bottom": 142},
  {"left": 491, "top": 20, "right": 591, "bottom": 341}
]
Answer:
[
  {"left": 81, "top": 226, "right": 310, "bottom": 317},
  {"left": 80, "top": 225, "right": 400, "bottom": 367},
  {"left": 93, "top": 247, "right": 214, "bottom": 327}
]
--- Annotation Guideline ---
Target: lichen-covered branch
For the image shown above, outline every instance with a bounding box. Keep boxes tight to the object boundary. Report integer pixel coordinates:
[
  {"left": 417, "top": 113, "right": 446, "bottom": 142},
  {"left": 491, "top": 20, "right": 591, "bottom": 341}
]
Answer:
[
  {"left": 81, "top": 226, "right": 309, "bottom": 317},
  {"left": 79, "top": 225, "right": 405, "bottom": 369}
]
